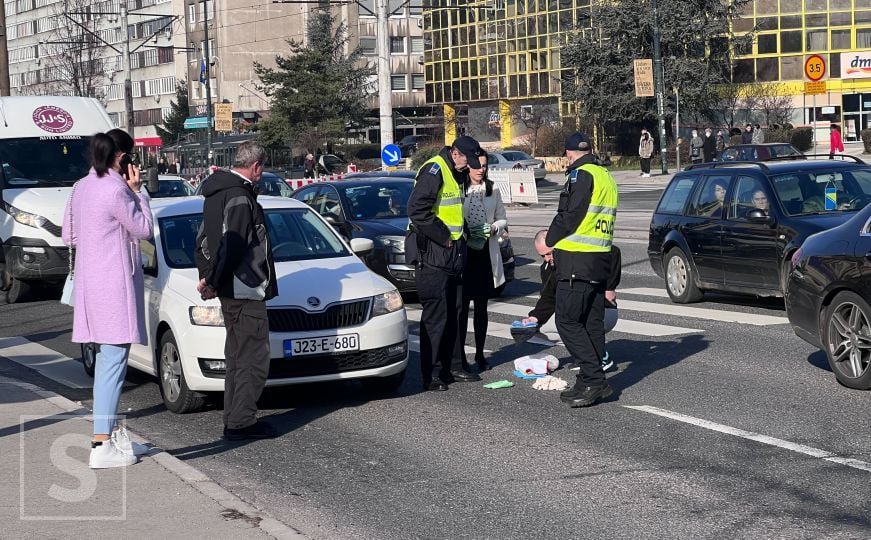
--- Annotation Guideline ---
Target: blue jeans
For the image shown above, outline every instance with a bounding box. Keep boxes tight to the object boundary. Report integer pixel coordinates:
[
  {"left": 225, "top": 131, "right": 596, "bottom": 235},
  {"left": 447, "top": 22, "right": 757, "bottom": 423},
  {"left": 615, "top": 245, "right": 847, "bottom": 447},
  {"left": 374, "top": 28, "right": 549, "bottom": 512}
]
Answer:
[{"left": 93, "top": 344, "right": 130, "bottom": 435}]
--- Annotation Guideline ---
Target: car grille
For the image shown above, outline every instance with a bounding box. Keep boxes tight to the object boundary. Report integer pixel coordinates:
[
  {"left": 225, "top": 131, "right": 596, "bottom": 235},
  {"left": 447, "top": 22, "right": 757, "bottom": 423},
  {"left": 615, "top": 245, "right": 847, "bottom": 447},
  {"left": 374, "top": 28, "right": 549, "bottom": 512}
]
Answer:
[
  {"left": 42, "top": 220, "right": 62, "bottom": 237},
  {"left": 267, "top": 299, "right": 371, "bottom": 332}
]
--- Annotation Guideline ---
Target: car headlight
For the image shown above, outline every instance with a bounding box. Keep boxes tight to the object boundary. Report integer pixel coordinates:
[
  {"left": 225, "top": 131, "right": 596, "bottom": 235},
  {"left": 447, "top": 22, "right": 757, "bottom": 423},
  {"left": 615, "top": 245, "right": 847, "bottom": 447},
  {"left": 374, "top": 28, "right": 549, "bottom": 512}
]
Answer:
[
  {"left": 376, "top": 235, "right": 405, "bottom": 251},
  {"left": 189, "top": 306, "right": 225, "bottom": 326},
  {"left": 372, "top": 289, "right": 403, "bottom": 316},
  {"left": 3, "top": 202, "right": 47, "bottom": 228}
]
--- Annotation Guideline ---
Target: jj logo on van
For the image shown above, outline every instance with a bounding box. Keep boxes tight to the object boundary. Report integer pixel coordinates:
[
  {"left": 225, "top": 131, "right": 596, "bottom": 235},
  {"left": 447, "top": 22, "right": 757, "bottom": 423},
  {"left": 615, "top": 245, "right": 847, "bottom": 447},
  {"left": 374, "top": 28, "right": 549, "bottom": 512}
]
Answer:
[{"left": 32, "top": 105, "right": 74, "bottom": 134}]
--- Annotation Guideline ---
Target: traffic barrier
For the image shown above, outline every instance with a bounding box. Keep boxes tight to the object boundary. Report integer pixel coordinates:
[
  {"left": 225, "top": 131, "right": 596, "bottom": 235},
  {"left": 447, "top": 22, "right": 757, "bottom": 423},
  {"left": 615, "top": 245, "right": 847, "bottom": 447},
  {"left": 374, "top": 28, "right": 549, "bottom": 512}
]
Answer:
[
  {"left": 283, "top": 173, "right": 345, "bottom": 190},
  {"left": 490, "top": 169, "right": 538, "bottom": 204}
]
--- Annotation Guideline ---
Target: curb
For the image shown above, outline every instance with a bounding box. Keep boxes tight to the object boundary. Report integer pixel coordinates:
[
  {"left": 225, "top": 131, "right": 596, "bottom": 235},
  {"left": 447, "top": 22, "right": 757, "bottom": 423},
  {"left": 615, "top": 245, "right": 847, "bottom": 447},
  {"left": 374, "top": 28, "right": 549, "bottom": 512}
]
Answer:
[{"left": 0, "top": 376, "right": 307, "bottom": 540}]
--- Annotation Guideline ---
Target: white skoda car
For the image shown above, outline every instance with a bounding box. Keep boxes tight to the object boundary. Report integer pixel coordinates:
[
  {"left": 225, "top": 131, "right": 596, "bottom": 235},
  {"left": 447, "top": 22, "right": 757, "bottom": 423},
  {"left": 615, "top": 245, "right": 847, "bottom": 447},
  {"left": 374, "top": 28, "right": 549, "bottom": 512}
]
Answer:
[{"left": 121, "top": 196, "right": 408, "bottom": 413}]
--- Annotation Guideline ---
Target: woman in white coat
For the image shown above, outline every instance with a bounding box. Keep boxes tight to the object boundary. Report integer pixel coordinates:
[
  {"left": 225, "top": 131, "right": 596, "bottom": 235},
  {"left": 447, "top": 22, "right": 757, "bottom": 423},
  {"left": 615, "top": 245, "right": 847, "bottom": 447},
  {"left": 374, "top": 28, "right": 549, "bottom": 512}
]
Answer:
[{"left": 455, "top": 152, "right": 507, "bottom": 372}]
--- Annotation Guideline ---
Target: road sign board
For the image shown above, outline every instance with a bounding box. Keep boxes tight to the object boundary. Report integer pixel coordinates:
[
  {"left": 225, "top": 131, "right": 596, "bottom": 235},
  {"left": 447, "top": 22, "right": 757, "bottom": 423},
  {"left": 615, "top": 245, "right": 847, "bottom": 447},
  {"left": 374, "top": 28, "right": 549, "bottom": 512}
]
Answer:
[
  {"left": 805, "top": 81, "right": 827, "bottom": 95},
  {"left": 381, "top": 144, "right": 401, "bottom": 166},
  {"left": 805, "top": 54, "right": 826, "bottom": 81},
  {"left": 215, "top": 103, "right": 233, "bottom": 132},
  {"left": 633, "top": 59, "right": 654, "bottom": 97}
]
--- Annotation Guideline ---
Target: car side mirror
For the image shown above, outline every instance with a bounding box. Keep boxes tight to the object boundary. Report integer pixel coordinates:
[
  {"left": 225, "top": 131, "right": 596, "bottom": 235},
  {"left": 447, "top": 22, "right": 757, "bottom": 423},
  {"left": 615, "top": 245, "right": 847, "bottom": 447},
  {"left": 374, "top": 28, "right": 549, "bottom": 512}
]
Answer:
[
  {"left": 141, "top": 249, "right": 158, "bottom": 277},
  {"left": 350, "top": 238, "right": 374, "bottom": 256}
]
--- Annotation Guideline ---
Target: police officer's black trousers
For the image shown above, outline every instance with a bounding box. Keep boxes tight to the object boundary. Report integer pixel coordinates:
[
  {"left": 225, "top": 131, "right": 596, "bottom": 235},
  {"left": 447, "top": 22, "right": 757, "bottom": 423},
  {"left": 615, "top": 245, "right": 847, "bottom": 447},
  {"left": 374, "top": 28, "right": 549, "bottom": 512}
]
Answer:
[
  {"left": 416, "top": 264, "right": 463, "bottom": 385},
  {"left": 555, "top": 280, "right": 606, "bottom": 386}
]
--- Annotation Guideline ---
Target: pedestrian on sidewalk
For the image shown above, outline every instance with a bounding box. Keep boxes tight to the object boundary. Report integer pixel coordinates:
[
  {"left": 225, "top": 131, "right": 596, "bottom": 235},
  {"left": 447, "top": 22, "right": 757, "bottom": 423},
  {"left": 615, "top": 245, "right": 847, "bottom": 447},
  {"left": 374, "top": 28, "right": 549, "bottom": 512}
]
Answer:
[
  {"left": 638, "top": 128, "right": 654, "bottom": 178},
  {"left": 406, "top": 135, "right": 482, "bottom": 391},
  {"left": 752, "top": 123, "right": 765, "bottom": 144},
  {"left": 304, "top": 153, "right": 316, "bottom": 178},
  {"left": 453, "top": 151, "right": 507, "bottom": 373},
  {"left": 741, "top": 124, "right": 753, "bottom": 144},
  {"left": 690, "top": 130, "right": 704, "bottom": 164},
  {"left": 196, "top": 141, "right": 279, "bottom": 441},
  {"left": 715, "top": 130, "right": 726, "bottom": 161},
  {"left": 546, "top": 132, "right": 618, "bottom": 408},
  {"left": 62, "top": 129, "right": 153, "bottom": 469},
  {"left": 702, "top": 128, "right": 716, "bottom": 163},
  {"left": 830, "top": 124, "right": 844, "bottom": 159}
]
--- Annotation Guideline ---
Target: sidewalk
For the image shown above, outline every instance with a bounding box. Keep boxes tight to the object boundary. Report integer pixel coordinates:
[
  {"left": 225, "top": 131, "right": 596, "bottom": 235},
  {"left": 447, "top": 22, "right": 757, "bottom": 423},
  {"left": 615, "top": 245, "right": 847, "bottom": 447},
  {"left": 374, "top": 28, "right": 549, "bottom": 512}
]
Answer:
[{"left": 0, "top": 377, "right": 304, "bottom": 539}]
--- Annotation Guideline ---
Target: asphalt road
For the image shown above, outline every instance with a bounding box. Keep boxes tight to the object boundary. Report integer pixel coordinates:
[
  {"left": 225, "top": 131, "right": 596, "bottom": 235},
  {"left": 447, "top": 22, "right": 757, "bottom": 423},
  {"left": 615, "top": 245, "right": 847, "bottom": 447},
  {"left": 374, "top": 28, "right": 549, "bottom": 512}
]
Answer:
[{"left": 1, "top": 187, "right": 869, "bottom": 538}]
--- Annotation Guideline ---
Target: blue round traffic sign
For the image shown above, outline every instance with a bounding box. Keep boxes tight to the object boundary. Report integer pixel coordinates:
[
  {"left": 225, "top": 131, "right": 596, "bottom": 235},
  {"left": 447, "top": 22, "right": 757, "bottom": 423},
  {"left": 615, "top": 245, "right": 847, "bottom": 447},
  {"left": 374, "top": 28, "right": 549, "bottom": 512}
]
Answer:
[{"left": 381, "top": 144, "right": 402, "bottom": 166}]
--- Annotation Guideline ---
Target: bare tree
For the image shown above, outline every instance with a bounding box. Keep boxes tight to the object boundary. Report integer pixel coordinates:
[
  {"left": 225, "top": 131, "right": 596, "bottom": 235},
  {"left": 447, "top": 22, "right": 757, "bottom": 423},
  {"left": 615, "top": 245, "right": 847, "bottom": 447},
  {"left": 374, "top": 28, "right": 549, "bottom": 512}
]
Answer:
[
  {"left": 37, "top": 0, "right": 111, "bottom": 100},
  {"left": 751, "top": 83, "right": 795, "bottom": 127},
  {"left": 509, "top": 103, "right": 560, "bottom": 156},
  {"left": 712, "top": 82, "right": 758, "bottom": 128}
]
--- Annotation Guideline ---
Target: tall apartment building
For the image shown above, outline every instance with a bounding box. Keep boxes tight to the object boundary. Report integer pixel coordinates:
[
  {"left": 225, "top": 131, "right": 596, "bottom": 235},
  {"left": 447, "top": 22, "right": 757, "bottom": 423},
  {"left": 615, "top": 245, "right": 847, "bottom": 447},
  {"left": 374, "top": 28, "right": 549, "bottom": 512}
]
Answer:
[
  {"left": 6, "top": 0, "right": 181, "bottom": 149},
  {"left": 424, "top": 0, "right": 871, "bottom": 147}
]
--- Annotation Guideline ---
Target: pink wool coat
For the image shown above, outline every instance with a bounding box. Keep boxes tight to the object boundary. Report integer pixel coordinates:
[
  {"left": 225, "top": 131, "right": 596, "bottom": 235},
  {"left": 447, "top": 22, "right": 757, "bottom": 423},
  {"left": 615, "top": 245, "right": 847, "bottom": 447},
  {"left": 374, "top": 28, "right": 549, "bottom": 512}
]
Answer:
[{"left": 62, "top": 168, "right": 153, "bottom": 345}]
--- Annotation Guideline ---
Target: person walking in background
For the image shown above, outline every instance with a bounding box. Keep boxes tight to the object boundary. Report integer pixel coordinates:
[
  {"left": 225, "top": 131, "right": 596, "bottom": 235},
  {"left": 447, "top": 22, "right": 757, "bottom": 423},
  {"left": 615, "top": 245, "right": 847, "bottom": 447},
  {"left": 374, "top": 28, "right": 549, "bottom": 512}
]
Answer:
[
  {"left": 546, "top": 132, "right": 618, "bottom": 408},
  {"left": 690, "top": 130, "right": 704, "bottom": 164},
  {"left": 63, "top": 129, "right": 153, "bottom": 469},
  {"left": 196, "top": 141, "right": 278, "bottom": 441},
  {"left": 702, "top": 128, "right": 716, "bottom": 163},
  {"left": 741, "top": 123, "right": 754, "bottom": 144},
  {"left": 830, "top": 124, "right": 844, "bottom": 159},
  {"left": 157, "top": 157, "right": 167, "bottom": 174},
  {"left": 715, "top": 130, "right": 726, "bottom": 161},
  {"left": 406, "top": 135, "right": 482, "bottom": 391},
  {"left": 730, "top": 128, "right": 743, "bottom": 147},
  {"left": 752, "top": 123, "right": 765, "bottom": 143},
  {"left": 638, "top": 128, "right": 654, "bottom": 178},
  {"left": 453, "top": 151, "right": 507, "bottom": 373},
  {"left": 167, "top": 159, "right": 178, "bottom": 174},
  {"left": 304, "top": 153, "right": 316, "bottom": 178}
]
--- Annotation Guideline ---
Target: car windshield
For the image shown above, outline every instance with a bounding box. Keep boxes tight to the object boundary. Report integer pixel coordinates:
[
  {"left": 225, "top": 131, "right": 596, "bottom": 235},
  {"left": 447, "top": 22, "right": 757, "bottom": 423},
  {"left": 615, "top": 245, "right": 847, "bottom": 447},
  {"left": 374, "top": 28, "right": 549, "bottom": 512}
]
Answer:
[
  {"left": 342, "top": 182, "right": 413, "bottom": 219},
  {"left": 149, "top": 180, "right": 194, "bottom": 198},
  {"left": 771, "top": 168, "right": 871, "bottom": 215},
  {"left": 0, "top": 137, "right": 91, "bottom": 187},
  {"left": 257, "top": 176, "right": 291, "bottom": 197},
  {"left": 770, "top": 145, "right": 800, "bottom": 157},
  {"left": 158, "top": 208, "right": 349, "bottom": 268},
  {"left": 501, "top": 151, "right": 533, "bottom": 161}
]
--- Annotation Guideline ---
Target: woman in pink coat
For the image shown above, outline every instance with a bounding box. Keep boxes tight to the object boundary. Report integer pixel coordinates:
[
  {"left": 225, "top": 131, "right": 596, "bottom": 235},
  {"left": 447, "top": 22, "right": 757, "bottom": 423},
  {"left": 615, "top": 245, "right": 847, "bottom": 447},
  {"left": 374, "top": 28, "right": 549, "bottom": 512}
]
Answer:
[
  {"left": 62, "top": 129, "right": 153, "bottom": 469},
  {"left": 830, "top": 124, "right": 845, "bottom": 158}
]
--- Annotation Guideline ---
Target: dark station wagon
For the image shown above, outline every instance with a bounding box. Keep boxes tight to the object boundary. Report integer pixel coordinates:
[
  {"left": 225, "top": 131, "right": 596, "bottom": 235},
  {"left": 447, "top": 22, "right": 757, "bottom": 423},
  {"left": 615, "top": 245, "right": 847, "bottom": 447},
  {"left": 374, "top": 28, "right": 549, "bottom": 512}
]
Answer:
[{"left": 648, "top": 158, "right": 871, "bottom": 303}]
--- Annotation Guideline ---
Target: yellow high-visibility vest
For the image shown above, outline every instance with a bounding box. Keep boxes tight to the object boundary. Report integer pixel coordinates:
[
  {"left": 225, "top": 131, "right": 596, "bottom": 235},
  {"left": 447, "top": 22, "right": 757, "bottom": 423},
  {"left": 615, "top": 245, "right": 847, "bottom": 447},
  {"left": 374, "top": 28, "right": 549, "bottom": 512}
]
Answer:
[
  {"left": 416, "top": 155, "right": 464, "bottom": 240},
  {"left": 554, "top": 163, "right": 618, "bottom": 252}
]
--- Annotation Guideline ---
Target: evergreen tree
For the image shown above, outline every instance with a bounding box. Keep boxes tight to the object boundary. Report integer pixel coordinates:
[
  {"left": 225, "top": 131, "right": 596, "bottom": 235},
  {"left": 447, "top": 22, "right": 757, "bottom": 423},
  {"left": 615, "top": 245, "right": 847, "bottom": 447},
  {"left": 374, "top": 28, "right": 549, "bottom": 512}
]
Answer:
[
  {"left": 561, "top": 0, "right": 753, "bottom": 135},
  {"left": 155, "top": 81, "right": 189, "bottom": 146},
  {"left": 254, "top": 9, "right": 374, "bottom": 150}
]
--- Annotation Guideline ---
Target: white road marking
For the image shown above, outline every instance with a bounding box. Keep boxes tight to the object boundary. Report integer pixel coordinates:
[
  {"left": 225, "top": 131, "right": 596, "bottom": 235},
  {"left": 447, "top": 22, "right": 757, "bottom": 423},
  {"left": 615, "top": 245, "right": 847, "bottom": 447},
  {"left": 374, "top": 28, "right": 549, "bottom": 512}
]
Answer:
[
  {"left": 408, "top": 334, "right": 492, "bottom": 354},
  {"left": 619, "top": 287, "right": 671, "bottom": 299},
  {"left": 0, "top": 336, "right": 94, "bottom": 389},
  {"left": 625, "top": 405, "right": 871, "bottom": 474},
  {"left": 617, "top": 299, "right": 789, "bottom": 326}
]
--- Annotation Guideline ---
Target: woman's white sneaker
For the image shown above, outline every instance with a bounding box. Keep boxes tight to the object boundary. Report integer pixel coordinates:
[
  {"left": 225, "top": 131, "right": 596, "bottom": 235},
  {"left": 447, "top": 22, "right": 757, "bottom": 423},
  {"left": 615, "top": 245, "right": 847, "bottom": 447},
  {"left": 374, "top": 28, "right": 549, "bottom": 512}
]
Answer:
[
  {"left": 111, "top": 426, "right": 151, "bottom": 456},
  {"left": 89, "top": 439, "right": 137, "bottom": 469}
]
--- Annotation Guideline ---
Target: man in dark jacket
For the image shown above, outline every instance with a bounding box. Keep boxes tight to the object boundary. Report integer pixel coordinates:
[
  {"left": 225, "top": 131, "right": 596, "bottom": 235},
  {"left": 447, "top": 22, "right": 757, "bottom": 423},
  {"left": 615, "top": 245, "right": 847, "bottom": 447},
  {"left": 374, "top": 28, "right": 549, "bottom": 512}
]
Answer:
[
  {"left": 195, "top": 141, "right": 278, "bottom": 440},
  {"left": 406, "top": 135, "right": 483, "bottom": 391},
  {"left": 741, "top": 123, "right": 754, "bottom": 144},
  {"left": 702, "top": 128, "right": 716, "bottom": 163},
  {"left": 546, "top": 132, "right": 618, "bottom": 408}
]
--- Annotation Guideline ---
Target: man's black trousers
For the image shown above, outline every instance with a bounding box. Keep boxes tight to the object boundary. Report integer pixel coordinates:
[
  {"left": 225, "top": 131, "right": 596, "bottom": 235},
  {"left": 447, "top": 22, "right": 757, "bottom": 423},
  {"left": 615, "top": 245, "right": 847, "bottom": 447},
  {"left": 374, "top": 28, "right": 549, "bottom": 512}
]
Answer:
[
  {"left": 555, "top": 280, "right": 606, "bottom": 386},
  {"left": 219, "top": 297, "right": 270, "bottom": 429},
  {"left": 415, "top": 264, "right": 463, "bottom": 385}
]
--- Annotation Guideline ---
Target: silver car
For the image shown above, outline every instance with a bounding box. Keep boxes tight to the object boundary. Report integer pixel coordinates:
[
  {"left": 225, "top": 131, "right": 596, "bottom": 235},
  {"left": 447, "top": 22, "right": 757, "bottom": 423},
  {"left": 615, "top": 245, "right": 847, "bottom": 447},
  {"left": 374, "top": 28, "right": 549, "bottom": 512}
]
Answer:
[{"left": 487, "top": 151, "right": 547, "bottom": 181}]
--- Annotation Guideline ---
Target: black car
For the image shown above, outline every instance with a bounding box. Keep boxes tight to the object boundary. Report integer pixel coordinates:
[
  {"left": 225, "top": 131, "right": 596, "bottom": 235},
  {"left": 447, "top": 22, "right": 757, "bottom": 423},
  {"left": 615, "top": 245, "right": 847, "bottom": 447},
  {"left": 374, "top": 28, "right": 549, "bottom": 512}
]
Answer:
[
  {"left": 721, "top": 143, "right": 803, "bottom": 162},
  {"left": 786, "top": 204, "right": 871, "bottom": 389},
  {"left": 648, "top": 158, "right": 871, "bottom": 303},
  {"left": 398, "top": 135, "right": 432, "bottom": 157},
  {"left": 291, "top": 177, "right": 516, "bottom": 293}
]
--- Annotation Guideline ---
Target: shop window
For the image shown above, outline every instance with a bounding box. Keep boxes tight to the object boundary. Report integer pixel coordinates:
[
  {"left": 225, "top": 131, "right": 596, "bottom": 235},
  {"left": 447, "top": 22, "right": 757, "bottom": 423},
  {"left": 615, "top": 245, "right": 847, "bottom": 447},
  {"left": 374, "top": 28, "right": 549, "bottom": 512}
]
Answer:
[
  {"left": 858, "top": 28, "right": 871, "bottom": 48},
  {"left": 857, "top": 11, "right": 871, "bottom": 24},
  {"left": 844, "top": 94, "right": 860, "bottom": 113},
  {"left": 756, "top": 58, "right": 779, "bottom": 81},
  {"left": 758, "top": 34, "right": 777, "bottom": 54},
  {"left": 832, "top": 29, "right": 851, "bottom": 50},
  {"left": 806, "top": 30, "right": 827, "bottom": 51},
  {"left": 831, "top": 12, "right": 852, "bottom": 26},
  {"left": 781, "top": 31, "right": 802, "bottom": 53},
  {"left": 780, "top": 56, "right": 803, "bottom": 80}
]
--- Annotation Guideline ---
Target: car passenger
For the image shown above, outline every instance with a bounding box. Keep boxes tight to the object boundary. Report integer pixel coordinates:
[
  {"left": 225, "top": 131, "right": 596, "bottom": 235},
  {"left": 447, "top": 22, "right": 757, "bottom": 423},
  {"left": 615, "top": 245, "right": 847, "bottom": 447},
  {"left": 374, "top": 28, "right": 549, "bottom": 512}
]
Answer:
[{"left": 705, "top": 180, "right": 727, "bottom": 216}]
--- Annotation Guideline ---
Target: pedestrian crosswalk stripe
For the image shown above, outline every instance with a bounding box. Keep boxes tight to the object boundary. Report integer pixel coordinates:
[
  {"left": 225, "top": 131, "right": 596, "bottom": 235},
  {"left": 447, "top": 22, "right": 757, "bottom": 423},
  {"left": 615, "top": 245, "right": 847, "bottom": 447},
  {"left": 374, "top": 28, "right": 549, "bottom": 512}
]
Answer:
[
  {"left": 617, "top": 299, "right": 788, "bottom": 326},
  {"left": 618, "top": 287, "right": 671, "bottom": 298},
  {"left": 0, "top": 336, "right": 96, "bottom": 389},
  {"left": 408, "top": 334, "right": 492, "bottom": 354}
]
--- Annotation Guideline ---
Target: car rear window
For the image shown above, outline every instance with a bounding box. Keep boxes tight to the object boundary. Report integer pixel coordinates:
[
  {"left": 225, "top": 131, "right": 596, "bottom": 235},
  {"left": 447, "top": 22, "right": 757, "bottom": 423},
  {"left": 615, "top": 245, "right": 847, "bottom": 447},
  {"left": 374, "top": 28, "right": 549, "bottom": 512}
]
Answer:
[{"left": 657, "top": 176, "right": 697, "bottom": 214}]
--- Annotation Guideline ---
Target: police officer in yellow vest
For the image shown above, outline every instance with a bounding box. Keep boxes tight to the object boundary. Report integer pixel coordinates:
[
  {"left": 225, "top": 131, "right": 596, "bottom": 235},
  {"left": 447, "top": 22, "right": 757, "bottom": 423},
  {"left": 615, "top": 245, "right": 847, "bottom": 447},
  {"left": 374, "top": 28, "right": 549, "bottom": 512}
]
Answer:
[
  {"left": 546, "top": 132, "right": 619, "bottom": 407},
  {"left": 407, "top": 135, "right": 484, "bottom": 391}
]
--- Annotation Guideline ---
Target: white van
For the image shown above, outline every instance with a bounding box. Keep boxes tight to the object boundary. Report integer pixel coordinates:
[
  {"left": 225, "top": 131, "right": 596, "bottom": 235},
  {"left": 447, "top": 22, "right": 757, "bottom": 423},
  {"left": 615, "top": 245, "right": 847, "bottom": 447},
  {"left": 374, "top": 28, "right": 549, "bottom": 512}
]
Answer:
[{"left": 0, "top": 96, "right": 114, "bottom": 303}]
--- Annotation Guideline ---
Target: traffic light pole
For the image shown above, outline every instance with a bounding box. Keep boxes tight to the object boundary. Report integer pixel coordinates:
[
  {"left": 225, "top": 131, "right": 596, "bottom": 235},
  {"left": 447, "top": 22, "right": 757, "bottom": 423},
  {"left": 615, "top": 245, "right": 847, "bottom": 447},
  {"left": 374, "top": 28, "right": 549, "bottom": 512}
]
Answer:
[{"left": 651, "top": 0, "right": 668, "bottom": 174}]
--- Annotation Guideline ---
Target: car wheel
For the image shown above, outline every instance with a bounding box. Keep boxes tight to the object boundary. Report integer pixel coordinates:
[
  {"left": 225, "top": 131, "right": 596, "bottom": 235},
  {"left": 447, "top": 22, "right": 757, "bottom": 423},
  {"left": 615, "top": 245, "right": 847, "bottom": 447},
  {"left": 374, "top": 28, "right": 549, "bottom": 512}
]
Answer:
[
  {"left": 361, "top": 369, "right": 406, "bottom": 394},
  {"left": 157, "top": 330, "right": 205, "bottom": 413},
  {"left": 823, "top": 292, "right": 871, "bottom": 390},
  {"left": 5, "top": 277, "right": 31, "bottom": 304},
  {"left": 82, "top": 343, "right": 97, "bottom": 377},
  {"left": 664, "top": 248, "right": 703, "bottom": 304}
]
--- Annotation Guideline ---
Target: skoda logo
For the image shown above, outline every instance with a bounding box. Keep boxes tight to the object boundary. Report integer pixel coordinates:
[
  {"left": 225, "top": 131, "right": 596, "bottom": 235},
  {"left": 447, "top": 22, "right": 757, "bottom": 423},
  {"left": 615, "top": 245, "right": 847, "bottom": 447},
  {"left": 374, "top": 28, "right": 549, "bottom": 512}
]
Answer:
[{"left": 307, "top": 297, "right": 321, "bottom": 308}]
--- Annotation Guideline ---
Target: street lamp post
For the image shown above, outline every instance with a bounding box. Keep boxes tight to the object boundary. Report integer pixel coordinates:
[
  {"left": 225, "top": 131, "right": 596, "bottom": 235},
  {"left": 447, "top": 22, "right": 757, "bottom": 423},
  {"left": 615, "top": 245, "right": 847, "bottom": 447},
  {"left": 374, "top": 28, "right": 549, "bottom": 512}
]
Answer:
[
  {"left": 651, "top": 0, "right": 668, "bottom": 174},
  {"left": 674, "top": 85, "right": 680, "bottom": 171},
  {"left": 199, "top": 0, "right": 213, "bottom": 162}
]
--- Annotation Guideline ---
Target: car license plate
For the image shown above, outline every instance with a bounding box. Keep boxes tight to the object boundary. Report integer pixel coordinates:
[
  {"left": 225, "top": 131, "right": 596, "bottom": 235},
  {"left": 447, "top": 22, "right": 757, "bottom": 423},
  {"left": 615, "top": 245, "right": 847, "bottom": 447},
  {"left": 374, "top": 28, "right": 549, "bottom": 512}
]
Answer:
[{"left": 284, "top": 334, "right": 360, "bottom": 357}]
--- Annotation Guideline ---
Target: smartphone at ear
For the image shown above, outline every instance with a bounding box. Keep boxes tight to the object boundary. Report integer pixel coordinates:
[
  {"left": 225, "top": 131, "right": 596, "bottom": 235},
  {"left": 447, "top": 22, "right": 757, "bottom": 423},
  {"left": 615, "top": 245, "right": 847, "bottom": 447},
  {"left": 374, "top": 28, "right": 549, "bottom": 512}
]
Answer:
[{"left": 119, "top": 153, "right": 133, "bottom": 179}]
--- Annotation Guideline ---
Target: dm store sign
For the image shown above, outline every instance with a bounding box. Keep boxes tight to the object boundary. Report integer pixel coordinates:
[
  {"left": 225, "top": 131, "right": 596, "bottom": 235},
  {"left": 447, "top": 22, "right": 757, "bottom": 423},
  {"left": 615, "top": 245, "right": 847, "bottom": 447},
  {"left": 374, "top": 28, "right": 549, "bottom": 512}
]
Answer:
[
  {"left": 842, "top": 52, "right": 871, "bottom": 80},
  {"left": 32, "top": 105, "right": 74, "bottom": 133}
]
